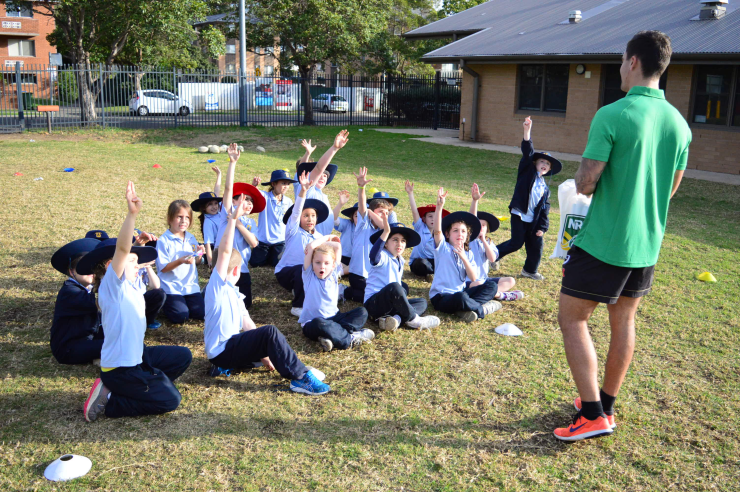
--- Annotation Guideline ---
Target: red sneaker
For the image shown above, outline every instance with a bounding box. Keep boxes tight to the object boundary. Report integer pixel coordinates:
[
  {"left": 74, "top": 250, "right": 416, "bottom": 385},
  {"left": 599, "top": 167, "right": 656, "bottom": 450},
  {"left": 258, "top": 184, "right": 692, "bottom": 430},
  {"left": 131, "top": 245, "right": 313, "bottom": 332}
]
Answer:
[
  {"left": 83, "top": 378, "right": 109, "bottom": 422},
  {"left": 574, "top": 396, "right": 616, "bottom": 429},
  {"left": 554, "top": 412, "right": 613, "bottom": 441}
]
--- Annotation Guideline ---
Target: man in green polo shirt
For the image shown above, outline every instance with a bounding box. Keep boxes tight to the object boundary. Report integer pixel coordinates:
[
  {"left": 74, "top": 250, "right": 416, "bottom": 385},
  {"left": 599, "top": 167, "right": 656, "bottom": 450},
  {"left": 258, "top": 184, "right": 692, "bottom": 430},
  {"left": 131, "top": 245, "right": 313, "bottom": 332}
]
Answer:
[{"left": 554, "top": 31, "right": 692, "bottom": 441}]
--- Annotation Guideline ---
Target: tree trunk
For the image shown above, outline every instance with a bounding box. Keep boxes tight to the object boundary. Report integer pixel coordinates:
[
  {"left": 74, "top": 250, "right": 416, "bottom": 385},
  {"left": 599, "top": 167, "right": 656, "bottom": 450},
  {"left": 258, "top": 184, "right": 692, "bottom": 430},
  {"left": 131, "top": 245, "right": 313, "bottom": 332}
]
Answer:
[
  {"left": 300, "top": 65, "right": 314, "bottom": 126},
  {"left": 134, "top": 71, "right": 145, "bottom": 91},
  {"left": 76, "top": 59, "right": 98, "bottom": 123}
]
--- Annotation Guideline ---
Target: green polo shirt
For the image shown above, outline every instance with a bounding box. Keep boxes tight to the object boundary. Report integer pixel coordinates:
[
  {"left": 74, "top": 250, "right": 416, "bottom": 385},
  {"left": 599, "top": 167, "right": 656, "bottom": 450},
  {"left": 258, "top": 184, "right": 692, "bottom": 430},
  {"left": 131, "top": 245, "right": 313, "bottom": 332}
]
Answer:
[{"left": 574, "top": 86, "right": 691, "bottom": 268}]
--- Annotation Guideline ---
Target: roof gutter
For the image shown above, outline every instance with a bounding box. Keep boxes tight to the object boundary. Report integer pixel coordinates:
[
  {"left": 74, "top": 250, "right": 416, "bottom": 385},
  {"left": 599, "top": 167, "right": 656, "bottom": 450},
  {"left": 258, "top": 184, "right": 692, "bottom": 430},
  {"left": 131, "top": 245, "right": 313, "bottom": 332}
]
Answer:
[
  {"left": 423, "top": 53, "right": 740, "bottom": 64},
  {"left": 460, "top": 60, "right": 479, "bottom": 142}
]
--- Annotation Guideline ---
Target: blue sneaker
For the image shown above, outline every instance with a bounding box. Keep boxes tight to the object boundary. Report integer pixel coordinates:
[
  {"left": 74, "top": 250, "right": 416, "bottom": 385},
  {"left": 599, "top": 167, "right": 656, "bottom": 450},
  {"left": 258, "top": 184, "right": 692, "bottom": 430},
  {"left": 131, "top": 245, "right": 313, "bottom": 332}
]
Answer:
[
  {"left": 208, "top": 364, "right": 232, "bottom": 378},
  {"left": 290, "top": 371, "right": 330, "bottom": 395},
  {"left": 147, "top": 320, "right": 162, "bottom": 330}
]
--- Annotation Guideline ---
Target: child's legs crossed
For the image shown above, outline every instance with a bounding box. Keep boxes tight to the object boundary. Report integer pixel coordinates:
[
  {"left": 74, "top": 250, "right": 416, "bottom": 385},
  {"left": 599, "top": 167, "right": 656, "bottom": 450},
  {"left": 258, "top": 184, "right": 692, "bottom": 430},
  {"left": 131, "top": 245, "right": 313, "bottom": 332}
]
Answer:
[
  {"left": 275, "top": 265, "right": 305, "bottom": 307},
  {"left": 332, "top": 307, "right": 368, "bottom": 332},
  {"left": 343, "top": 273, "right": 366, "bottom": 303},
  {"left": 494, "top": 276, "right": 516, "bottom": 296},
  {"left": 410, "top": 258, "right": 434, "bottom": 277},
  {"left": 364, "top": 283, "right": 417, "bottom": 323},
  {"left": 302, "top": 316, "right": 353, "bottom": 350}
]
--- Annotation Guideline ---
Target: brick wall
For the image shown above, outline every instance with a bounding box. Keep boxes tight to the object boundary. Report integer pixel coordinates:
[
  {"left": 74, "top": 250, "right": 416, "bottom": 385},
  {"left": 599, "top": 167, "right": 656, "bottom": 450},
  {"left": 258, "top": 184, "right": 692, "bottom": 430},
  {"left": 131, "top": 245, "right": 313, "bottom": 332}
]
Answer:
[{"left": 461, "top": 62, "right": 740, "bottom": 174}]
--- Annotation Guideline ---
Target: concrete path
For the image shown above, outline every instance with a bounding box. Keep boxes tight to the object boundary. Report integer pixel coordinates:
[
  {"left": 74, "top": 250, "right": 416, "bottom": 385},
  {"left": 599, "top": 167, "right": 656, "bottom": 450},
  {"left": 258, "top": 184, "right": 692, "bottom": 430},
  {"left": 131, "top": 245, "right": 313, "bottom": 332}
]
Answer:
[{"left": 374, "top": 129, "right": 740, "bottom": 185}]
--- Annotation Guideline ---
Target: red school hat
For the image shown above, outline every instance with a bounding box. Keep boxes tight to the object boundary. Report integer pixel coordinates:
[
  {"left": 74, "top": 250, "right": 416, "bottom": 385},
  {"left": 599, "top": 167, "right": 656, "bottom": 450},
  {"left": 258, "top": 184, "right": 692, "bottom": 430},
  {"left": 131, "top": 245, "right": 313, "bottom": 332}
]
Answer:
[
  {"left": 232, "top": 182, "right": 266, "bottom": 214},
  {"left": 417, "top": 204, "right": 451, "bottom": 218}
]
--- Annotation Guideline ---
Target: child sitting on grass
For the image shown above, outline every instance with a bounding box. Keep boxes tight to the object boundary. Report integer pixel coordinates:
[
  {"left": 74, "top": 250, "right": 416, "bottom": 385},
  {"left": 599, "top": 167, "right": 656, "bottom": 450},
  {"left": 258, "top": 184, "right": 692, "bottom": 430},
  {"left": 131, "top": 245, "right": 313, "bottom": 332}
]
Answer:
[
  {"left": 405, "top": 180, "right": 450, "bottom": 281},
  {"left": 190, "top": 165, "right": 222, "bottom": 269},
  {"left": 429, "top": 188, "right": 502, "bottom": 323},
  {"left": 80, "top": 181, "right": 192, "bottom": 422},
  {"left": 496, "top": 116, "right": 561, "bottom": 280},
  {"left": 248, "top": 169, "right": 295, "bottom": 268},
  {"left": 332, "top": 190, "right": 355, "bottom": 266},
  {"left": 204, "top": 198, "right": 330, "bottom": 395},
  {"left": 364, "top": 214, "right": 440, "bottom": 332},
  {"left": 299, "top": 235, "right": 372, "bottom": 352}
]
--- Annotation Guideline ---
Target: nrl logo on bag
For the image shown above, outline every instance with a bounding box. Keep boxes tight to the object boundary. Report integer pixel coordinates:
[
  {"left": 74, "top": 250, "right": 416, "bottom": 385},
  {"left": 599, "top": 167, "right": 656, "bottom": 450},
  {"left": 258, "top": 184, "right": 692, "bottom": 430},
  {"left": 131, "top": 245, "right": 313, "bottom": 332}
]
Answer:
[{"left": 561, "top": 214, "right": 585, "bottom": 250}]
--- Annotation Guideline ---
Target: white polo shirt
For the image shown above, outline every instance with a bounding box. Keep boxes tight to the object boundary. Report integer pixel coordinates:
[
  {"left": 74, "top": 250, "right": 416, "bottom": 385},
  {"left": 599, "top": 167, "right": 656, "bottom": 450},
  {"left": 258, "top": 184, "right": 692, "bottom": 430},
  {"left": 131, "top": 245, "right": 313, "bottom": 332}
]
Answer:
[{"left": 98, "top": 264, "right": 146, "bottom": 368}]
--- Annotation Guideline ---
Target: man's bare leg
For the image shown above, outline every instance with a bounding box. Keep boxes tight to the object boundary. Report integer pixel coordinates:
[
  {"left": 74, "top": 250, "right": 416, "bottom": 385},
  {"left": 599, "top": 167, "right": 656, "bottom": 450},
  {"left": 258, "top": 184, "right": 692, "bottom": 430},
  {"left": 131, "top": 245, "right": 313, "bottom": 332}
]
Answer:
[
  {"left": 558, "top": 292, "right": 601, "bottom": 402},
  {"left": 602, "top": 296, "right": 641, "bottom": 397}
]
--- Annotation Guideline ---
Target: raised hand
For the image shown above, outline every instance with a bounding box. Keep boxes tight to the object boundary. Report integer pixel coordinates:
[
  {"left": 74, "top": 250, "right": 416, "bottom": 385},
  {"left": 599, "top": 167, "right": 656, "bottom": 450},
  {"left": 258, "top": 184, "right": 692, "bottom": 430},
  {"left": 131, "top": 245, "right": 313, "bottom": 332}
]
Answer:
[
  {"left": 329, "top": 235, "right": 341, "bottom": 243},
  {"left": 452, "top": 244, "right": 466, "bottom": 257},
  {"left": 137, "top": 260, "right": 156, "bottom": 269},
  {"left": 404, "top": 179, "right": 414, "bottom": 194},
  {"left": 382, "top": 212, "right": 391, "bottom": 235},
  {"left": 252, "top": 176, "right": 261, "bottom": 187},
  {"left": 353, "top": 167, "right": 372, "bottom": 187},
  {"left": 333, "top": 129, "right": 349, "bottom": 150},
  {"left": 227, "top": 143, "right": 240, "bottom": 162},
  {"left": 471, "top": 183, "right": 486, "bottom": 201},
  {"left": 231, "top": 199, "right": 251, "bottom": 220},
  {"left": 298, "top": 170, "right": 314, "bottom": 191},
  {"left": 436, "top": 187, "right": 448, "bottom": 206},
  {"left": 523, "top": 116, "right": 532, "bottom": 132},
  {"left": 338, "top": 189, "right": 350, "bottom": 206},
  {"left": 134, "top": 231, "right": 155, "bottom": 246},
  {"left": 126, "top": 181, "right": 142, "bottom": 215},
  {"left": 212, "top": 166, "right": 221, "bottom": 176},
  {"left": 300, "top": 139, "right": 316, "bottom": 154}
]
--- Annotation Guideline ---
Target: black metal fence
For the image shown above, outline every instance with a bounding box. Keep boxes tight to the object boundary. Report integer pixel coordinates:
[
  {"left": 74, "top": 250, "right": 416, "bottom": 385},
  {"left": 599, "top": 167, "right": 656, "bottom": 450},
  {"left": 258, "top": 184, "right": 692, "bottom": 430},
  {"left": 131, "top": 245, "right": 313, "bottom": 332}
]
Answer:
[{"left": 0, "top": 63, "right": 461, "bottom": 133}]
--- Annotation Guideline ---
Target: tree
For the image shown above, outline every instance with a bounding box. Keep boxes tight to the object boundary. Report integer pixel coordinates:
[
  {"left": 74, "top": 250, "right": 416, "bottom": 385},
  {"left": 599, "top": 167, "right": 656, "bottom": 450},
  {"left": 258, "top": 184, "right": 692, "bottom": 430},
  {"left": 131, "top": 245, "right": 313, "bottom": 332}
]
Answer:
[
  {"left": 440, "top": 0, "right": 487, "bottom": 17},
  {"left": 245, "top": 0, "right": 391, "bottom": 125},
  {"left": 36, "top": 0, "right": 209, "bottom": 122}
]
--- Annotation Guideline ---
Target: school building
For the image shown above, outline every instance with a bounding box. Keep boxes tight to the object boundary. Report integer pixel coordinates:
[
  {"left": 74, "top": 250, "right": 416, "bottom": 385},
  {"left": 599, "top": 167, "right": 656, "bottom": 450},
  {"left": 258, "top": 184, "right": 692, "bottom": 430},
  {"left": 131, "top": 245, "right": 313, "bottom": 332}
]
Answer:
[
  {"left": 405, "top": 0, "right": 740, "bottom": 175},
  {"left": 0, "top": 1, "right": 57, "bottom": 107}
]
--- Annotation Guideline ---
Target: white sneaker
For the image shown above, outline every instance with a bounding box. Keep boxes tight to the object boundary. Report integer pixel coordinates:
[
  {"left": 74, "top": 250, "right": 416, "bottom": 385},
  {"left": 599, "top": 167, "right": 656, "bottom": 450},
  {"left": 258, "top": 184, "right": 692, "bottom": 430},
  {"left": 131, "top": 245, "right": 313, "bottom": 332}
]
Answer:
[
  {"left": 378, "top": 315, "right": 401, "bottom": 332},
  {"left": 290, "top": 307, "right": 303, "bottom": 317},
  {"left": 305, "top": 366, "right": 326, "bottom": 381},
  {"left": 519, "top": 269, "right": 545, "bottom": 280},
  {"left": 318, "top": 337, "right": 334, "bottom": 352},
  {"left": 499, "top": 290, "right": 524, "bottom": 301},
  {"left": 405, "top": 315, "right": 440, "bottom": 330},
  {"left": 337, "top": 284, "right": 347, "bottom": 302},
  {"left": 481, "top": 300, "right": 503, "bottom": 316},
  {"left": 350, "top": 329, "right": 375, "bottom": 348}
]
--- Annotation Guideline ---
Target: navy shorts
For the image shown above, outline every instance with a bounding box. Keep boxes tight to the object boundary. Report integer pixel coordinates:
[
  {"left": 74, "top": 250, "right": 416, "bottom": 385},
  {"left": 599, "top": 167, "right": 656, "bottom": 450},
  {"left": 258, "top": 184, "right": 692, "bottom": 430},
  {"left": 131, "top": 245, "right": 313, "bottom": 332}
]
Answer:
[{"left": 560, "top": 246, "right": 654, "bottom": 304}]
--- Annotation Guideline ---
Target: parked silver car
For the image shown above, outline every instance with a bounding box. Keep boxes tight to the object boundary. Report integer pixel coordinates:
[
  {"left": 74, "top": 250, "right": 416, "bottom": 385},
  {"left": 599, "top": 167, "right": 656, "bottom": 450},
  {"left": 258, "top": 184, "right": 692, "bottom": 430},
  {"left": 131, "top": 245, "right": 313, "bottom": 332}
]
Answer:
[
  {"left": 311, "top": 94, "right": 348, "bottom": 113},
  {"left": 129, "top": 90, "right": 193, "bottom": 116}
]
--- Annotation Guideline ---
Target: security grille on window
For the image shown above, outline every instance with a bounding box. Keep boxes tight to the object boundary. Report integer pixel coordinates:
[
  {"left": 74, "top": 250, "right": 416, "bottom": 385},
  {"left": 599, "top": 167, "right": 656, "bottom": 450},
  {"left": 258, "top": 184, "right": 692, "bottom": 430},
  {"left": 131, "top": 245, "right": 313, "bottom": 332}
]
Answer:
[
  {"left": 692, "top": 65, "right": 739, "bottom": 127},
  {"left": 2, "top": 73, "right": 37, "bottom": 84},
  {"left": 6, "top": 1, "right": 34, "bottom": 18},
  {"left": 226, "top": 63, "right": 236, "bottom": 74},
  {"left": 8, "top": 39, "right": 36, "bottom": 57},
  {"left": 601, "top": 65, "right": 667, "bottom": 107},
  {"left": 518, "top": 64, "right": 569, "bottom": 113}
]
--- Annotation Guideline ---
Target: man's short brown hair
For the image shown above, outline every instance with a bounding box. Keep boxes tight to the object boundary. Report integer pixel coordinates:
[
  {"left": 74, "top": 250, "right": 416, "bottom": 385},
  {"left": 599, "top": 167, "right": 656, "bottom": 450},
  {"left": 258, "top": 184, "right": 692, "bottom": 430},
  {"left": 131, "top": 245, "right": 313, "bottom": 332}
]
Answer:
[{"left": 626, "top": 31, "right": 672, "bottom": 79}]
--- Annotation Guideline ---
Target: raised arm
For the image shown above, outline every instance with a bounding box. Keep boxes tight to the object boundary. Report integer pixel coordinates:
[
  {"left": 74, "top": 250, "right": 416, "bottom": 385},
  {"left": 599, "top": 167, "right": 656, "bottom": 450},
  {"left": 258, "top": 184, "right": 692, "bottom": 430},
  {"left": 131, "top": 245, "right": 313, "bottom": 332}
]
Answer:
[
  {"left": 212, "top": 166, "right": 222, "bottom": 197},
  {"left": 140, "top": 261, "right": 160, "bottom": 290},
  {"left": 354, "top": 167, "right": 372, "bottom": 216},
  {"left": 235, "top": 220, "right": 259, "bottom": 248},
  {"left": 433, "top": 187, "right": 447, "bottom": 247},
  {"left": 575, "top": 157, "right": 607, "bottom": 196},
  {"left": 370, "top": 214, "right": 392, "bottom": 266},
  {"left": 405, "top": 180, "right": 421, "bottom": 223},
  {"left": 310, "top": 130, "right": 349, "bottom": 183},
  {"left": 111, "top": 181, "right": 141, "bottom": 279},
  {"left": 222, "top": 143, "right": 240, "bottom": 211},
  {"left": 469, "top": 183, "right": 485, "bottom": 215},
  {"left": 215, "top": 200, "right": 249, "bottom": 279},
  {"left": 454, "top": 244, "right": 479, "bottom": 283},
  {"left": 332, "top": 190, "right": 350, "bottom": 224},
  {"left": 479, "top": 235, "right": 499, "bottom": 263},
  {"left": 303, "top": 235, "right": 341, "bottom": 270},
  {"left": 523, "top": 116, "right": 532, "bottom": 141},
  {"left": 298, "top": 139, "right": 317, "bottom": 167}
]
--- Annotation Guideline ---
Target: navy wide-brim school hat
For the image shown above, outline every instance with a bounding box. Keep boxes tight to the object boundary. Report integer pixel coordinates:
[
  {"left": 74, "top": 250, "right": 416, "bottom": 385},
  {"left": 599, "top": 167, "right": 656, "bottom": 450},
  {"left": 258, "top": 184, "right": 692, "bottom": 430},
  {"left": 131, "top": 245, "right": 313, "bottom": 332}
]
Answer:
[
  {"left": 442, "top": 211, "right": 481, "bottom": 240},
  {"left": 191, "top": 191, "right": 222, "bottom": 212},
  {"left": 367, "top": 191, "right": 399, "bottom": 206},
  {"left": 370, "top": 222, "right": 421, "bottom": 248},
  {"left": 282, "top": 198, "right": 330, "bottom": 225},
  {"left": 85, "top": 230, "right": 109, "bottom": 241},
  {"left": 296, "top": 162, "right": 338, "bottom": 186},
  {"left": 476, "top": 212, "right": 500, "bottom": 233},
  {"left": 262, "top": 169, "right": 297, "bottom": 186},
  {"left": 532, "top": 151, "right": 562, "bottom": 177},
  {"left": 341, "top": 202, "right": 359, "bottom": 218},
  {"left": 75, "top": 238, "right": 158, "bottom": 275},
  {"left": 51, "top": 238, "right": 102, "bottom": 275}
]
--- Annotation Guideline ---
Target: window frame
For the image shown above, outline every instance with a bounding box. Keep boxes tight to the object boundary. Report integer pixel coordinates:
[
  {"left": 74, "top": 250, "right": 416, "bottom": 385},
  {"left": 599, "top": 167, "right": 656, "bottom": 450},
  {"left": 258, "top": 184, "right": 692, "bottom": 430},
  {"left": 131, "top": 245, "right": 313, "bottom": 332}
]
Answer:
[
  {"left": 516, "top": 63, "right": 570, "bottom": 115},
  {"left": 7, "top": 39, "right": 36, "bottom": 57},
  {"left": 689, "top": 64, "right": 740, "bottom": 130},
  {"left": 6, "top": 1, "right": 34, "bottom": 18}
]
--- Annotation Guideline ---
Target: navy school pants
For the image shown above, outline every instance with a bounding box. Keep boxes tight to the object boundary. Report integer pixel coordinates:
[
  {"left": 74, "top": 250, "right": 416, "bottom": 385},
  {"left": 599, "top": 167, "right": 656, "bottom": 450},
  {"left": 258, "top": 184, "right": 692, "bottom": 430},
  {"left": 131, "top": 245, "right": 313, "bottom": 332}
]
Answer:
[
  {"left": 55, "top": 336, "right": 104, "bottom": 365},
  {"left": 100, "top": 345, "right": 192, "bottom": 418},
  {"left": 235, "top": 272, "right": 252, "bottom": 309},
  {"left": 162, "top": 292, "right": 205, "bottom": 324},
  {"left": 143, "top": 288, "right": 166, "bottom": 325},
  {"left": 302, "top": 307, "right": 368, "bottom": 350},
  {"left": 410, "top": 258, "right": 435, "bottom": 277},
  {"left": 210, "top": 325, "right": 307, "bottom": 380},
  {"left": 364, "top": 282, "right": 427, "bottom": 324},
  {"left": 342, "top": 273, "right": 367, "bottom": 303},
  {"left": 431, "top": 279, "right": 498, "bottom": 319},
  {"left": 275, "top": 264, "right": 304, "bottom": 308},
  {"left": 249, "top": 242, "right": 285, "bottom": 268},
  {"left": 495, "top": 214, "right": 544, "bottom": 274}
]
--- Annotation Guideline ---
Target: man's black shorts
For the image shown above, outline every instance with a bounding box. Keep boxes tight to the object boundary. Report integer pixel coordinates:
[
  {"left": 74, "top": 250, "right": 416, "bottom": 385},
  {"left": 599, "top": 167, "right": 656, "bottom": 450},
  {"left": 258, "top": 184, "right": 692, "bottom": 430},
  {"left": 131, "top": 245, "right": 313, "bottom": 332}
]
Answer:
[{"left": 560, "top": 246, "right": 654, "bottom": 304}]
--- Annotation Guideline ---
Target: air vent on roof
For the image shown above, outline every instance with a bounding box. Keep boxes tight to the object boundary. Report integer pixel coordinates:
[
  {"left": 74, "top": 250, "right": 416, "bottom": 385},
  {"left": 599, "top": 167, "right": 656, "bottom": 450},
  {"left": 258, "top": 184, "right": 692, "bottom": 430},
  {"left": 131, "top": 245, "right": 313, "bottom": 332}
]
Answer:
[
  {"left": 700, "top": 0, "right": 728, "bottom": 19},
  {"left": 568, "top": 10, "right": 582, "bottom": 23}
]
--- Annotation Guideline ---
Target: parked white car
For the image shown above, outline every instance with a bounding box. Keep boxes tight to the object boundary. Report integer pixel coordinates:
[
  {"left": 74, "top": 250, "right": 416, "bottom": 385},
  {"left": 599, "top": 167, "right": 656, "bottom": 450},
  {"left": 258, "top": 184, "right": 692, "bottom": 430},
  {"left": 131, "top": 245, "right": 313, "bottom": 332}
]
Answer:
[
  {"left": 129, "top": 90, "right": 193, "bottom": 116},
  {"left": 311, "top": 94, "right": 348, "bottom": 113}
]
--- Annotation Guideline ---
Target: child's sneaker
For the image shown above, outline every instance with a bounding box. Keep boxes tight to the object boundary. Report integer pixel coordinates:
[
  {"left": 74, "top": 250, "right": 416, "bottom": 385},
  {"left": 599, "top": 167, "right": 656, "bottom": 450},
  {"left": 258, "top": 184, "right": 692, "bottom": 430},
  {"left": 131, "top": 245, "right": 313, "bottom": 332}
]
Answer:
[
  {"left": 337, "top": 284, "right": 347, "bottom": 302},
  {"left": 350, "top": 329, "right": 375, "bottom": 347},
  {"left": 147, "top": 320, "right": 162, "bottom": 330},
  {"left": 519, "top": 269, "right": 545, "bottom": 280},
  {"left": 492, "top": 260, "right": 500, "bottom": 271},
  {"left": 290, "top": 371, "right": 330, "bottom": 395},
  {"left": 83, "top": 378, "right": 109, "bottom": 423},
  {"left": 499, "top": 291, "right": 524, "bottom": 301},
  {"left": 208, "top": 364, "right": 232, "bottom": 377},
  {"left": 305, "top": 366, "right": 326, "bottom": 381},
  {"left": 455, "top": 310, "right": 478, "bottom": 323},
  {"left": 378, "top": 315, "right": 401, "bottom": 332},
  {"left": 574, "top": 396, "right": 616, "bottom": 429},
  {"left": 481, "top": 300, "right": 503, "bottom": 316},
  {"left": 290, "top": 307, "right": 303, "bottom": 317},
  {"left": 553, "top": 411, "right": 613, "bottom": 441},
  {"left": 405, "top": 315, "right": 440, "bottom": 330},
  {"left": 318, "top": 337, "right": 334, "bottom": 352},
  {"left": 92, "top": 358, "right": 101, "bottom": 367}
]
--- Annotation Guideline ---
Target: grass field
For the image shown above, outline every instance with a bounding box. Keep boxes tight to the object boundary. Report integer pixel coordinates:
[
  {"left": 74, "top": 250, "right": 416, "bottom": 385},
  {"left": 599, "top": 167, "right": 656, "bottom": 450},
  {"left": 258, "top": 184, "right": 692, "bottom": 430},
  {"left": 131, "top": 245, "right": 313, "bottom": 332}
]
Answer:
[{"left": 1, "top": 126, "right": 738, "bottom": 491}]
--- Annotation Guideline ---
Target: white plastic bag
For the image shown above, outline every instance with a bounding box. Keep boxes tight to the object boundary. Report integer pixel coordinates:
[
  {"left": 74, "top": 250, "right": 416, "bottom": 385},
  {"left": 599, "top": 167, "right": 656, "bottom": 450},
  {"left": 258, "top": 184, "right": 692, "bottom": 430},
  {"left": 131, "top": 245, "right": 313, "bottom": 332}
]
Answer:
[{"left": 551, "top": 179, "right": 591, "bottom": 259}]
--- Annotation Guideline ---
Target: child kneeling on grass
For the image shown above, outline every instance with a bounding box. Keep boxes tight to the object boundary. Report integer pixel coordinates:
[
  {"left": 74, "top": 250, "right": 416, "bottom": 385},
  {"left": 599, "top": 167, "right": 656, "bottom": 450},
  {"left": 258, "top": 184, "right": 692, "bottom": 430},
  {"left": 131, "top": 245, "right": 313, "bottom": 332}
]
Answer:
[
  {"left": 429, "top": 188, "right": 502, "bottom": 323},
  {"left": 299, "top": 235, "right": 372, "bottom": 353},
  {"left": 205, "top": 199, "right": 329, "bottom": 395},
  {"left": 81, "top": 181, "right": 193, "bottom": 422},
  {"left": 364, "top": 214, "right": 440, "bottom": 332}
]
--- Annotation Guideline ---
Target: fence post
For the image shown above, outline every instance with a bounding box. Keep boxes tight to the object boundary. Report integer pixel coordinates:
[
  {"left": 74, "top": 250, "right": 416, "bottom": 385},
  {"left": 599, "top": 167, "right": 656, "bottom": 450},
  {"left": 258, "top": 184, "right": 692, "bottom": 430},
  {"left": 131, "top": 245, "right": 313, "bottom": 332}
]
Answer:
[
  {"left": 239, "top": 73, "right": 247, "bottom": 127},
  {"left": 433, "top": 71, "right": 440, "bottom": 131},
  {"left": 99, "top": 64, "right": 106, "bottom": 128},
  {"left": 16, "top": 62, "right": 25, "bottom": 131},
  {"left": 173, "top": 67, "right": 178, "bottom": 128},
  {"left": 381, "top": 73, "right": 386, "bottom": 126},
  {"left": 349, "top": 75, "right": 353, "bottom": 126}
]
